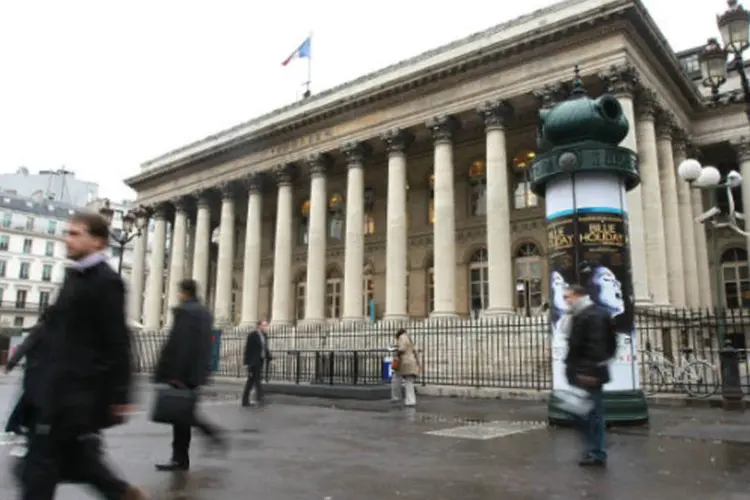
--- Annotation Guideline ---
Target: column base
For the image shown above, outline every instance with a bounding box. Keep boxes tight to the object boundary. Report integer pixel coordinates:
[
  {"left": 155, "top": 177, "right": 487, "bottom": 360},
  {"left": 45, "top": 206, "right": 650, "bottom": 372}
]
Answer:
[
  {"left": 382, "top": 314, "right": 409, "bottom": 323},
  {"left": 634, "top": 296, "right": 652, "bottom": 307},
  {"left": 483, "top": 307, "right": 516, "bottom": 317},
  {"left": 341, "top": 316, "right": 368, "bottom": 324},
  {"left": 429, "top": 311, "right": 458, "bottom": 319}
]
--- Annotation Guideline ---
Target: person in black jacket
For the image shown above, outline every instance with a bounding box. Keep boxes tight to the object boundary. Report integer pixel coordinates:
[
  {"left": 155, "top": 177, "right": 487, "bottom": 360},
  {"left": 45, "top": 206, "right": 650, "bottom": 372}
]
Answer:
[
  {"left": 562, "top": 284, "right": 613, "bottom": 468},
  {"left": 241, "top": 319, "right": 272, "bottom": 407},
  {"left": 154, "top": 278, "right": 226, "bottom": 471},
  {"left": 5, "top": 321, "right": 45, "bottom": 437},
  {"left": 20, "top": 211, "right": 146, "bottom": 499}
]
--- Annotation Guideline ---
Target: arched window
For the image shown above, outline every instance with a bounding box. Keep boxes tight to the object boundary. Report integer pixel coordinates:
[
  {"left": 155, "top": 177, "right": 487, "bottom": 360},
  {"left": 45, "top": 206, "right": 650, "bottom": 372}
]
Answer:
[
  {"left": 364, "top": 187, "right": 375, "bottom": 236},
  {"left": 513, "top": 150, "right": 538, "bottom": 210},
  {"left": 515, "top": 242, "right": 543, "bottom": 315},
  {"left": 329, "top": 193, "right": 345, "bottom": 240},
  {"left": 326, "top": 268, "right": 343, "bottom": 319},
  {"left": 363, "top": 264, "right": 374, "bottom": 318},
  {"left": 468, "top": 160, "right": 487, "bottom": 216},
  {"left": 428, "top": 174, "right": 435, "bottom": 225},
  {"left": 295, "top": 273, "right": 306, "bottom": 321},
  {"left": 468, "top": 248, "right": 489, "bottom": 311},
  {"left": 299, "top": 200, "right": 310, "bottom": 245},
  {"left": 426, "top": 258, "right": 435, "bottom": 314},
  {"left": 231, "top": 277, "right": 240, "bottom": 325},
  {"left": 721, "top": 247, "right": 750, "bottom": 308}
]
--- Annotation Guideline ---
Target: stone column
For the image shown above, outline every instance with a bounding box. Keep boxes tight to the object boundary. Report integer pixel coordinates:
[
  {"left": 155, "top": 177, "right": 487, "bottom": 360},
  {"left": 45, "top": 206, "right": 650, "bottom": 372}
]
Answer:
[
  {"left": 382, "top": 128, "right": 413, "bottom": 321},
  {"left": 733, "top": 138, "right": 750, "bottom": 259},
  {"left": 128, "top": 211, "right": 149, "bottom": 324},
  {"left": 166, "top": 198, "right": 190, "bottom": 319},
  {"left": 636, "top": 91, "right": 670, "bottom": 306},
  {"left": 674, "top": 139, "right": 701, "bottom": 308},
  {"left": 426, "top": 115, "right": 459, "bottom": 317},
  {"left": 213, "top": 183, "right": 236, "bottom": 326},
  {"left": 692, "top": 188, "right": 713, "bottom": 307},
  {"left": 271, "top": 165, "right": 294, "bottom": 325},
  {"left": 655, "top": 115, "right": 686, "bottom": 307},
  {"left": 191, "top": 191, "right": 211, "bottom": 300},
  {"left": 304, "top": 154, "right": 330, "bottom": 323},
  {"left": 341, "top": 142, "right": 370, "bottom": 321},
  {"left": 240, "top": 174, "right": 263, "bottom": 326},
  {"left": 602, "top": 66, "right": 651, "bottom": 305},
  {"left": 478, "top": 100, "right": 514, "bottom": 315},
  {"left": 143, "top": 204, "right": 168, "bottom": 330}
]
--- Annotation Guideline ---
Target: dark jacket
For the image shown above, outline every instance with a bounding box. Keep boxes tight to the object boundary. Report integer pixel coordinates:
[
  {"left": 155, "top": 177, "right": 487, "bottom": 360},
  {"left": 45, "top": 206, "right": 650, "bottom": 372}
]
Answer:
[
  {"left": 6, "top": 321, "right": 45, "bottom": 373},
  {"left": 154, "top": 298, "right": 213, "bottom": 389},
  {"left": 243, "top": 330, "right": 271, "bottom": 368},
  {"left": 29, "top": 261, "right": 133, "bottom": 433},
  {"left": 5, "top": 322, "right": 46, "bottom": 434},
  {"left": 564, "top": 303, "right": 612, "bottom": 388}
]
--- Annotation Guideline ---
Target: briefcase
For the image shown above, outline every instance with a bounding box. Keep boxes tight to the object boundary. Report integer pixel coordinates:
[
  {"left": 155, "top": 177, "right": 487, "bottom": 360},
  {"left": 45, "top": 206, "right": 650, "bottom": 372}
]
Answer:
[{"left": 151, "top": 386, "right": 197, "bottom": 427}]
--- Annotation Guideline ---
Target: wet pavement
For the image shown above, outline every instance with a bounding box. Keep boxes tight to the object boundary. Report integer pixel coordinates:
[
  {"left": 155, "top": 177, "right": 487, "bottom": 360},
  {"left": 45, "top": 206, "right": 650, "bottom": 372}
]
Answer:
[{"left": 0, "top": 374, "right": 748, "bottom": 499}]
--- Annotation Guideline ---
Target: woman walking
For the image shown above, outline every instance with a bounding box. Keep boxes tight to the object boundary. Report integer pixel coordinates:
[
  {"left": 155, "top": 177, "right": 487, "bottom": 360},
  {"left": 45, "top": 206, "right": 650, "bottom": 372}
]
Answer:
[{"left": 390, "top": 329, "right": 420, "bottom": 407}]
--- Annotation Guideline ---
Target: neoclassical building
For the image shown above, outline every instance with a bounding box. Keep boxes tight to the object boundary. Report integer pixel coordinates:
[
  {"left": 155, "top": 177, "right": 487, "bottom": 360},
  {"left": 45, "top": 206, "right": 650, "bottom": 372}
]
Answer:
[{"left": 125, "top": 0, "right": 750, "bottom": 330}]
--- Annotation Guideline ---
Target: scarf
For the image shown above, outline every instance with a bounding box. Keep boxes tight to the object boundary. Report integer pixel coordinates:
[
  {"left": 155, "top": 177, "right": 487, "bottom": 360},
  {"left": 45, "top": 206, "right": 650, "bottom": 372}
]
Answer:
[
  {"left": 69, "top": 252, "right": 107, "bottom": 271},
  {"left": 557, "top": 296, "right": 593, "bottom": 339}
]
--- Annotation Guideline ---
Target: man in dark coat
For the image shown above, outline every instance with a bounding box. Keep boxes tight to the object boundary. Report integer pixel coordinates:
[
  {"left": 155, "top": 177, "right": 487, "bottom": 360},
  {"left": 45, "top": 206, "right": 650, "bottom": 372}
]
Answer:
[
  {"left": 20, "top": 211, "right": 145, "bottom": 499},
  {"left": 5, "top": 320, "right": 45, "bottom": 436},
  {"left": 563, "top": 284, "right": 614, "bottom": 468},
  {"left": 154, "top": 278, "right": 225, "bottom": 471},
  {"left": 241, "top": 319, "right": 272, "bottom": 407}
]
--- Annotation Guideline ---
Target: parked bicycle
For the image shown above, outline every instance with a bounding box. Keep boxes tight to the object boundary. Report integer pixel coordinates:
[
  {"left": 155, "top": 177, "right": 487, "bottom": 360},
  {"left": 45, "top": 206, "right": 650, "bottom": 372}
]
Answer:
[{"left": 640, "top": 346, "right": 720, "bottom": 398}]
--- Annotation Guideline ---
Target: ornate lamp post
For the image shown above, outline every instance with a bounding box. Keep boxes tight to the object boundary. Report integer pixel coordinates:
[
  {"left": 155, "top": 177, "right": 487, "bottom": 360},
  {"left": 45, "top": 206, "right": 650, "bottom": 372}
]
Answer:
[
  {"left": 699, "top": 1, "right": 750, "bottom": 120},
  {"left": 677, "top": 159, "right": 745, "bottom": 409},
  {"left": 98, "top": 199, "right": 148, "bottom": 276}
]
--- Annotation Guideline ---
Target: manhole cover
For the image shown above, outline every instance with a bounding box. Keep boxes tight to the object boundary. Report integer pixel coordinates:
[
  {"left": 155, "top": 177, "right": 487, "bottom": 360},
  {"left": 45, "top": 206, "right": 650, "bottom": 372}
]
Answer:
[{"left": 425, "top": 420, "right": 546, "bottom": 440}]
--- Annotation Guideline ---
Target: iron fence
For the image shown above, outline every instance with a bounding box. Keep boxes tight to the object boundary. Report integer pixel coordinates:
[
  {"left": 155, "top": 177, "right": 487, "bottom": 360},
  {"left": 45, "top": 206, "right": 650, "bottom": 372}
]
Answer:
[{"left": 131, "top": 308, "right": 750, "bottom": 397}]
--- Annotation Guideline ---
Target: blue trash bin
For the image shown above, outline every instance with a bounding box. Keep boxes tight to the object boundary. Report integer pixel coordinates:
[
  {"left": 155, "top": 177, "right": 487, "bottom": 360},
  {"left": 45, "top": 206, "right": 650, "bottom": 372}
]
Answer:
[{"left": 382, "top": 355, "right": 393, "bottom": 382}]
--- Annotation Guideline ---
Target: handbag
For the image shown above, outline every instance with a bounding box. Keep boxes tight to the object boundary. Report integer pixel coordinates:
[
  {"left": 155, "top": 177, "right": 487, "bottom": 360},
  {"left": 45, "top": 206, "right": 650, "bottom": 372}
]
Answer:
[
  {"left": 151, "top": 385, "right": 197, "bottom": 427},
  {"left": 555, "top": 386, "right": 594, "bottom": 418}
]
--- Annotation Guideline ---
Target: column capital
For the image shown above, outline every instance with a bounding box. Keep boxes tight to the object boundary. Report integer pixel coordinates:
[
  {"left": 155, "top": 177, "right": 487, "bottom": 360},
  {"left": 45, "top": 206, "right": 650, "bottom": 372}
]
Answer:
[
  {"left": 172, "top": 196, "right": 192, "bottom": 213},
  {"left": 194, "top": 189, "right": 212, "bottom": 208},
  {"left": 655, "top": 110, "right": 676, "bottom": 140},
  {"left": 381, "top": 128, "right": 414, "bottom": 154},
  {"left": 341, "top": 141, "right": 372, "bottom": 167},
  {"left": 216, "top": 181, "right": 236, "bottom": 200},
  {"left": 599, "top": 63, "right": 640, "bottom": 97},
  {"left": 635, "top": 88, "right": 659, "bottom": 121},
  {"left": 477, "top": 99, "right": 513, "bottom": 130},
  {"left": 273, "top": 164, "right": 294, "bottom": 187},
  {"left": 673, "top": 139, "right": 689, "bottom": 160},
  {"left": 531, "top": 82, "right": 569, "bottom": 110},
  {"left": 306, "top": 152, "right": 332, "bottom": 178},
  {"left": 731, "top": 136, "right": 750, "bottom": 163},
  {"left": 151, "top": 202, "right": 170, "bottom": 220},
  {"left": 244, "top": 173, "right": 264, "bottom": 193},
  {"left": 426, "top": 115, "right": 459, "bottom": 143}
]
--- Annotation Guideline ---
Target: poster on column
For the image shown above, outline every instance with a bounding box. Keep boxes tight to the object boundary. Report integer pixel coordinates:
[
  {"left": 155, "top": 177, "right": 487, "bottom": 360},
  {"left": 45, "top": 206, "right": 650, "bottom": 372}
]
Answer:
[{"left": 547, "top": 209, "right": 639, "bottom": 393}]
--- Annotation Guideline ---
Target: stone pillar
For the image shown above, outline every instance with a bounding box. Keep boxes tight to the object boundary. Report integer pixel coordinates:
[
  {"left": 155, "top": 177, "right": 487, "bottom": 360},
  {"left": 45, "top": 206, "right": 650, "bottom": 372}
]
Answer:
[
  {"left": 733, "top": 138, "right": 750, "bottom": 259},
  {"left": 213, "top": 183, "right": 236, "bottom": 326},
  {"left": 304, "top": 154, "right": 330, "bottom": 323},
  {"left": 271, "top": 165, "right": 294, "bottom": 325},
  {"left": 478, "top": 100, "right": 514, "bottom": 315},
  {"left": 692, "top": 188, "right": 713, "bottom": 307},
  {"left": 143, "top": 204, "right": 167, "bottom": 330},
  {"left": 128, "top": 211, "right": 149, "bottom": 324},
  {"left": 636, "top": 91, "right": 670, "bottom": 306},
  {"left": 191, "top": 191, "right": 211, "bottom": 300},
  {"left": 166, "top": 198, "right": 190, "bottom": 318},
  {"left": 426, "top": 115, "right": 459, "bottom": 317},
  {"left": 655, "top": 115, "right": 686, "bottom": 307},
  {"left": 240, "top": 175, "right": 263, "bottom": 326},
  {"left": 341, "top": 142, "right": 370, "bottom": 321},
  {"left": 674, "top": 139, "right": 701, "bottom": 308},
  {"left": 382, "top": 128, "right": 413, "bottom": 321},
  {"left": 603, "top": 66, "right": 651, "bottom": 305}
]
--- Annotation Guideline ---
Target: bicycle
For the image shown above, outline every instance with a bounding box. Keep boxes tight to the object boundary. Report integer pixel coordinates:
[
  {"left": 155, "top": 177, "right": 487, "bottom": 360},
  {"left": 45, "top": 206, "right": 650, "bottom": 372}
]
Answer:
[{"left": 640, "top": 346, "right": 720, "bottom": 398}]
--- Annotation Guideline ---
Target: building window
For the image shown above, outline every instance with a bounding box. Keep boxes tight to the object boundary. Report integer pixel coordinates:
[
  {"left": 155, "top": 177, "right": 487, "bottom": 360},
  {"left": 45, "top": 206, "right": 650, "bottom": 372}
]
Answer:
[
  {"left": 295, "top": 279, "right": 306, "bottom": 321},
  {"left": 428, "top": 174, "right": 435, "bottom": 225},
  {"left": 19, "top": 262, "right": 30, "bottom": 280},
  {"left": 15, "top": 289, "right": 27, "bottom": 309},
  {"left": 325, "top": 269, "right": 343, "bottom": 319},
  {"left": 363, "top": 215, "right": 375, "bottom": 235},
  {"left": 468, "top": 248, "right": 489, "bottom": 313},
  {"left": 39, "top": 291, "right": 50, "bottom": 310},
  {"left": 328, "top": 194, "right": 345, "bottom": 240},
  {"left": 721, "top": 248, "right": 750, "bottom": 308},
  {"left": 513, "top": 150, "right": 538, "bottom": 210},
  {"left": 681, "top": 54, "right": 700, "bottom": 74},
  {"left": 0, "top": 260, "right": 5, "bottom": 278},
  {"left": 13, "top": 317, "right": 23, "bottom": 328},
  {"left": 42, "top": 264, "right": 53, "bottom": 282},
  {"left": 468, "top": 160, "right": 487, "bottom": 216},
  {"left": 47, "top": 220, "right": 57, "bottom": 235},
  {"left": 515, "top": 243, "right": 543, "bottom": 316},
  {"left": 45, "top": 241, "right": 54, "bottom": 257},
  {"left": 25, "top": 217, "right": 35, "bottom": 231},
  {"left": 1, "top": 213, "right": 10, "bottom": 228},
  {"left": 426, "top": 261, "right": 435, "bottom": 314},
  {"left": 364, "top": 187, "right": 376, "bottom": 235},
  {"left": 299, "top": 200, "right": 310, "bottom": 245},
  {"left": 0, "top": 288, "right": 4, "bottom": 303},
  {"left": 22, "top": 238, "right": 32, "bottom": 254},
  {"left": 0, "top": 235, "right": 9, "bottom": 251},
  {"left": 363, "top": 267, "right": 374, "bottom": 318}
]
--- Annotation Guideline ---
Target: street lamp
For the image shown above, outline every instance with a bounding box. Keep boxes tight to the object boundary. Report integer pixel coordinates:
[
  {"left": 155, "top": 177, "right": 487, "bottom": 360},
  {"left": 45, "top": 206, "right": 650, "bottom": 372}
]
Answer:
[
  {"left": 700, "top": 1, "right": 750, "bottom": 120},
  {"left": 678, "top": 158, "right": 745, "bottom": 408},
  {"left": 98, "top": 199, "right": 148, "bottom": 275}
]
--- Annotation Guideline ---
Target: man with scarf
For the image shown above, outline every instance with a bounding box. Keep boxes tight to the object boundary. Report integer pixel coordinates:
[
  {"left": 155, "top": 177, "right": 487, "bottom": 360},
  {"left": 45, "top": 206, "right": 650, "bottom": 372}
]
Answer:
[
  {"left": 19, "top": 211, "right": 146, "bottom": 499},
  {"left": 562, "top": 284, "right": 614, "bottom": 467}
]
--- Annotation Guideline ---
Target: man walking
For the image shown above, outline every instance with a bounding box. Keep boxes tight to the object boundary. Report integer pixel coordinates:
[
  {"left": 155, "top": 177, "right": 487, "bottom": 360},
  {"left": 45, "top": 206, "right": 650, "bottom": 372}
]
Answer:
[
  {"left": 154, "top": 279, "right": 226, "bottom": 472},
  {"left": 241, "top": 319, "right": 272, "bottom": 407},
  {"left": 562, "top": 284, "right": 615, "bottom": 467},
  {"left": 20, "top": 211, "right": 146, "bottom": 499}
]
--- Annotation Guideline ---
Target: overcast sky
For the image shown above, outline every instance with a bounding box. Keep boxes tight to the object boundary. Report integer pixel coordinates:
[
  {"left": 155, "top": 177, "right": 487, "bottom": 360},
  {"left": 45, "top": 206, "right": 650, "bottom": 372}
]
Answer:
[{"left": 0, "top": 0, "right": 730, "bottom": 202}]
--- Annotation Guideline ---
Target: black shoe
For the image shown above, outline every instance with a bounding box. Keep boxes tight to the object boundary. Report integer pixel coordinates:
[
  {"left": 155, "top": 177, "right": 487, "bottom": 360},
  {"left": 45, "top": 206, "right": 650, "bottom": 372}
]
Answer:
[
  {"left": 578, "top": 456, "right": 606, "bottom": 467},
  {"left": 155, "top": 461, "right": 189, "bottom": 472}
]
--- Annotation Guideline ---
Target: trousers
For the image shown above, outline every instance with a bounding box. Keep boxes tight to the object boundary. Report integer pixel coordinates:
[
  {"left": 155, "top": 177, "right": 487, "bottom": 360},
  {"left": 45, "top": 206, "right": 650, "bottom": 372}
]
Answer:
[
  {"left": 241, "top": 364, "right": 264, "bottom": 404},
  {"left": 172, "top": 413, "right": 220, "bottom": 466}
]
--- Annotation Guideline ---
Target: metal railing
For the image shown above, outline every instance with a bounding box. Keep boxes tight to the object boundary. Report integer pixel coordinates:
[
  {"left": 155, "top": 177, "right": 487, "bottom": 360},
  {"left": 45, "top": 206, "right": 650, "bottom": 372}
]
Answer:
[
  {"left": 0, "top": 301, "right": 48, "bottom": 313},
  {"left": 131, "top": 307, "right": 750, "bottom": 397}
]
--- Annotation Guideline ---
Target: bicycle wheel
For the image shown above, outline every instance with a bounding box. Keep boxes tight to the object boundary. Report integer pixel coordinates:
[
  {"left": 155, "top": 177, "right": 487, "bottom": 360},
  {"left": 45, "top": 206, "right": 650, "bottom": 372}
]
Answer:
[
  {"left": 641, "top": 365, "right": 665, "bottom": 396},
  {"left": 680, "top": 361, "right": 720, "bottom": 398}
]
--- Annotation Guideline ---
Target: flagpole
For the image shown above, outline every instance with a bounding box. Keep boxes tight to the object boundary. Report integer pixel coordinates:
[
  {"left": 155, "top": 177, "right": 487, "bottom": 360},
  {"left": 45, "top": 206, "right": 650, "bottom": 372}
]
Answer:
[{"left": 304, "top": 31, "right": 312, "bottom": 98}]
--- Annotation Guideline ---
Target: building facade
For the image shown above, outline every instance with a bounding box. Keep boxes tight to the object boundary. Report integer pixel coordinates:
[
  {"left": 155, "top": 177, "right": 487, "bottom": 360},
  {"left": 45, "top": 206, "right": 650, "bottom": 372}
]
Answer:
[
  {"left": 125, "top": 0, "right": 750, "bottom": 330},
  {"left": 0, "top": 167, "right": 99, "bottom": 207}
]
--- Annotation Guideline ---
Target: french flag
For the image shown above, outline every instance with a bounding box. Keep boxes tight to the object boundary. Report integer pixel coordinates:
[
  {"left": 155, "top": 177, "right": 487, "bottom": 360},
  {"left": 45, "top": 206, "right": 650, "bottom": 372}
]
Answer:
[{"left": 282, "top": 37, "right": 311, "bottom": 66}]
